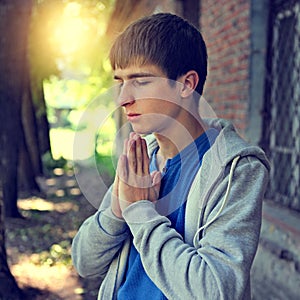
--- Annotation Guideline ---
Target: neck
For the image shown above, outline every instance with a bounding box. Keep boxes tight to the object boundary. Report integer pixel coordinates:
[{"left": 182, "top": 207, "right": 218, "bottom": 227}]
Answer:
[{"left": 154, "top": 112, "right": 206, "bottom": 166}]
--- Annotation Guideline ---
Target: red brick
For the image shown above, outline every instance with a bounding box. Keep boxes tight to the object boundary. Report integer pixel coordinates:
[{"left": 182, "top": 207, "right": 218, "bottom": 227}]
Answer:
[{"left": 200, "top": 0, "right": 251, "bottom": 133}]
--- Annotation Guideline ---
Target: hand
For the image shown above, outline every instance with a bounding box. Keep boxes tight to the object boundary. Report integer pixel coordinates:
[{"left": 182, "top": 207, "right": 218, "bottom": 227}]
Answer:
[{"left": 116, "top": 133, "right": 161, "bottom": 213}]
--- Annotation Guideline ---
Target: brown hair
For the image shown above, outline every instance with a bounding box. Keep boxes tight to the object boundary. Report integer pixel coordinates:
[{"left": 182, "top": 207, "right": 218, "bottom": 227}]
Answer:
[{"left": 109, "top": 13, "right": 207, "bottom": 95}]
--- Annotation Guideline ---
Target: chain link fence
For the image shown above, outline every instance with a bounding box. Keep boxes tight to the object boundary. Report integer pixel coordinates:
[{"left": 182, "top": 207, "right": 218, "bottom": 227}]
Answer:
[{"left": 263, "top": 0, "right": 300, "bottom": 211}]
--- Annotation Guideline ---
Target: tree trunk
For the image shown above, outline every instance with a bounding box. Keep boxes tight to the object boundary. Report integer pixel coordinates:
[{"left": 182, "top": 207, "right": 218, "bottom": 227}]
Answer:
[
  {"left": 1, "top": 134, "right": 21, "bottom": 219},
  {"left": 0, "top": 0, "right": 32, "bottom": 296},
  {"left": 18, "top": 57, "right": 43, "bottom": 194},
  {"left": 0, "top": 72, "right": 21, "bottom": 218},
  {"left": 31, "top": 78, "right": 52, "bottom": 157},
  {"left": 18, "top": 121, "right": 41, "bottom": 194},
  {"left": 0, "top": 200, "right": 23, "bottom": 300},
  {"left": 21, "top": 70, "right": 43, "bottom": 177},
  {"left": 0, "top": 0, "right": 32, "bottom": 218}
]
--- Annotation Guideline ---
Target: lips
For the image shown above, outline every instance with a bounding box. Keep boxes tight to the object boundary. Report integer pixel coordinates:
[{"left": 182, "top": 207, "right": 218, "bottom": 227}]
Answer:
[{"left": 126, "top": 112, "right": 141, "bottom": 121}]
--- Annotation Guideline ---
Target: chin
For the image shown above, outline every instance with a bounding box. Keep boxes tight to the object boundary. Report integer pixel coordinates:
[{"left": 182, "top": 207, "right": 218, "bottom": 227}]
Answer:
[
  {"left": 133, "top": 129, "right": 153, "bottom": 136},
  {"left": 131, "top": 126, "right": 154, "bottom": 136}
]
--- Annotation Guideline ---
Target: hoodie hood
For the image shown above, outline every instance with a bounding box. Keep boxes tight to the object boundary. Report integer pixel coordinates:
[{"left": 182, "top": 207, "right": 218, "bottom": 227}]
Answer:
[{"left": 203, "top": 118, "right": 270, "bottom": 170}]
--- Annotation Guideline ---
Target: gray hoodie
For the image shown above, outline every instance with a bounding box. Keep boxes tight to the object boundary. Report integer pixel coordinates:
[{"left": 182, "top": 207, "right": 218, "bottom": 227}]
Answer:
[{"left": 72, "top": 118, "right": 270, "bottom": 300}]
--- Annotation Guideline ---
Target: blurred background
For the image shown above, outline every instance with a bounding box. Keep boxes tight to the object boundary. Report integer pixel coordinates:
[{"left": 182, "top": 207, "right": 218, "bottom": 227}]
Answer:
[{"left": 0, "top": 0, "right": 299, "bottom": 299}]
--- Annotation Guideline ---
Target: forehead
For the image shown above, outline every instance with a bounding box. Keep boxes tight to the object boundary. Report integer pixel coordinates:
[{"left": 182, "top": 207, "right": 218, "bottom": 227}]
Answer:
[{"left": 113, "top": 63, "right": 167, "bottom": 80}]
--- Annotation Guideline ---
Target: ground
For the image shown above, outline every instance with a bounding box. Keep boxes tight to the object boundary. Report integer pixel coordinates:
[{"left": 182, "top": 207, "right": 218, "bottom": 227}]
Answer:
[{"left": 5, "top": 163, "right": 112, "bottom": 300}]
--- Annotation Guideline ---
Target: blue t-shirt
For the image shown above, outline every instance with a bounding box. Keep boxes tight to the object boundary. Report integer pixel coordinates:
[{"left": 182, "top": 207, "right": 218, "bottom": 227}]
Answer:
[{"left": 117, "top": 129, "right": 219, "bottom": 299}]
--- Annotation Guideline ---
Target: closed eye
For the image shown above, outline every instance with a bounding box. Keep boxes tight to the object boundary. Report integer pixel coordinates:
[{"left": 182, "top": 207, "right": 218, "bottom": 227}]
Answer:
[
  {"left": 134, "top": 79, "right": 151, "bottom": 86},
  {"left": 132, "top": 76, "right": 156, "bottom": 86}
]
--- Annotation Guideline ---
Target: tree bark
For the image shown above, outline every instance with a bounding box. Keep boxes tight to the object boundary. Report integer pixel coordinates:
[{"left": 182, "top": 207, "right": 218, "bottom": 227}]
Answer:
[
  {"left": 21, "top": 70, "right": 43, "bottom": 178},
  {"left": 32, "top": 79, "right": 52, "bottom": 157},
  {"left": 0, "top": 0, "right": 32, "bottom": 218},
  {"left": 0, "top": 200, "right": 23, "bottom": 299},
  {"left": 28, "top": 1, "right": 62, "bottom": 160},
  {"left": 0, "top": 0, "right": 32, "bottom": 295},
  {"left": 18, "top": 56, "right": 43, "bottom": 193},
  {"left": 18, "top": 120, "right": 41, "bottom": 194}
]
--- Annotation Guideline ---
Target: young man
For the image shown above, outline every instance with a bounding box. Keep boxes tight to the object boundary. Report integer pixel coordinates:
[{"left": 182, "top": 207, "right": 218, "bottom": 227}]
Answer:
[{"left": 72, "top": 13, "right": 270, "bottom": 299}]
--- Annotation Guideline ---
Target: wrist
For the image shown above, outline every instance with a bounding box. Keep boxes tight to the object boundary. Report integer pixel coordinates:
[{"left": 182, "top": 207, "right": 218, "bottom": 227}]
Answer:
[
  {"left": 98, "top": 209, "right": 128, "bottom": 236},
  {"left": 111, "top": 205, "right": 124, "bottom": 219}
]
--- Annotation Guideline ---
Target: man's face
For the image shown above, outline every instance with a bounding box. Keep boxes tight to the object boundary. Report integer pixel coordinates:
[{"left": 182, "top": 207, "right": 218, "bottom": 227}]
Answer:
[{"left": 113, "top": 64, "right": 184, "bottom": 135}]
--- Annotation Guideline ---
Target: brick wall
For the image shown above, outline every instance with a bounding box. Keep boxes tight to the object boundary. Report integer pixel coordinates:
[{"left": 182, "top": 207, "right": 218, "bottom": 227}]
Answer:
[{"left": 200, "top": 0, "right": 251, "bottom": 134}]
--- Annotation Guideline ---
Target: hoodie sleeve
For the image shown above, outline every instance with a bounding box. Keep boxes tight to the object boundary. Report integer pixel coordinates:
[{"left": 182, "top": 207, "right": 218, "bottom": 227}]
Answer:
[
  {"left": 122, "top": 155, "right": 269, "bottom": 300},
  {"left": 71, "top": 186, "right": 129, "bottom": 278}
]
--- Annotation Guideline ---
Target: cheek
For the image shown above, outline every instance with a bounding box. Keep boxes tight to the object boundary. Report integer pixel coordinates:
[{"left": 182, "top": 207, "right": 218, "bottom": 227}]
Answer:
[
  {"left": 140, "top": 112, "right": 179, "bottom": 130},
  {"left": 135, "top": 83, "right": 180, "bottom": 105},
  {"left": 139, "top": 98, "right": 181, "bottom": 114}
]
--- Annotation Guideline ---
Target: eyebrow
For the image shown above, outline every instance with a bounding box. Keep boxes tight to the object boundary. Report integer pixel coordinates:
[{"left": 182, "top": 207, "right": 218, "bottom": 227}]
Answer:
[{"left": 113, "top": 72, "right": 156, "bottom": 81}]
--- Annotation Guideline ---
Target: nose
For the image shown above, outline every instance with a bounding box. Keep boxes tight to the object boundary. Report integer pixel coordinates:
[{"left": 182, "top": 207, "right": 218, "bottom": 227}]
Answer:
[{"left": 116, "top": 82, "right": 135, "bottom": 107}]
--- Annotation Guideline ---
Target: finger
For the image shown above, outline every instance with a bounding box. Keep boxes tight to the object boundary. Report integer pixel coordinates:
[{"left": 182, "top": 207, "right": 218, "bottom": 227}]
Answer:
[
  {"left": 135, "top": 136, "right": 143, "bottom": 175},
  {"left": 128, "top": 139, "right": 137, "bottom": 173},
  {"left": 129, "top": 131, "right": 135, "bottom": 140},
  {"left": 126, "top": 132, "right": 137, "bottom": 157},
  {"left": 141, "top": 138, "right": 149, "bottom": 174}
]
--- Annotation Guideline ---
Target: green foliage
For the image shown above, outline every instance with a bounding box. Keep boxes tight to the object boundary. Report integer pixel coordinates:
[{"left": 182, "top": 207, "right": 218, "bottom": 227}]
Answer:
[
  {"left": 30, "top": 0, "right": 116, "bottom": 120},
  {"left": 44, "top": 73, "right": 112, "bottom": 111},
  {"left": 95, "top": 153, "right": 116, "bottom": 179},
  {"left": 42, "top": 151, "right": 67, "bottom": 173},
  {"left": 29, "top": 0, "right": 115, "bottom": 77},
  {"left": 95, "top": 113, "right": 116, "bottom": 154},
  {"left": 94, "top": 111, "right": 117, "bottom": 178},
  {"left": 29, "top": 0, "right": 119, "bottom": 181}
]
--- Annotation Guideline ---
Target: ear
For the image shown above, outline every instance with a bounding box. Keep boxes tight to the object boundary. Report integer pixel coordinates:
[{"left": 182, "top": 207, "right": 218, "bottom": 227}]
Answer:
[{"left": 180, "top": 70, "right": 199, "bottom": 98}]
